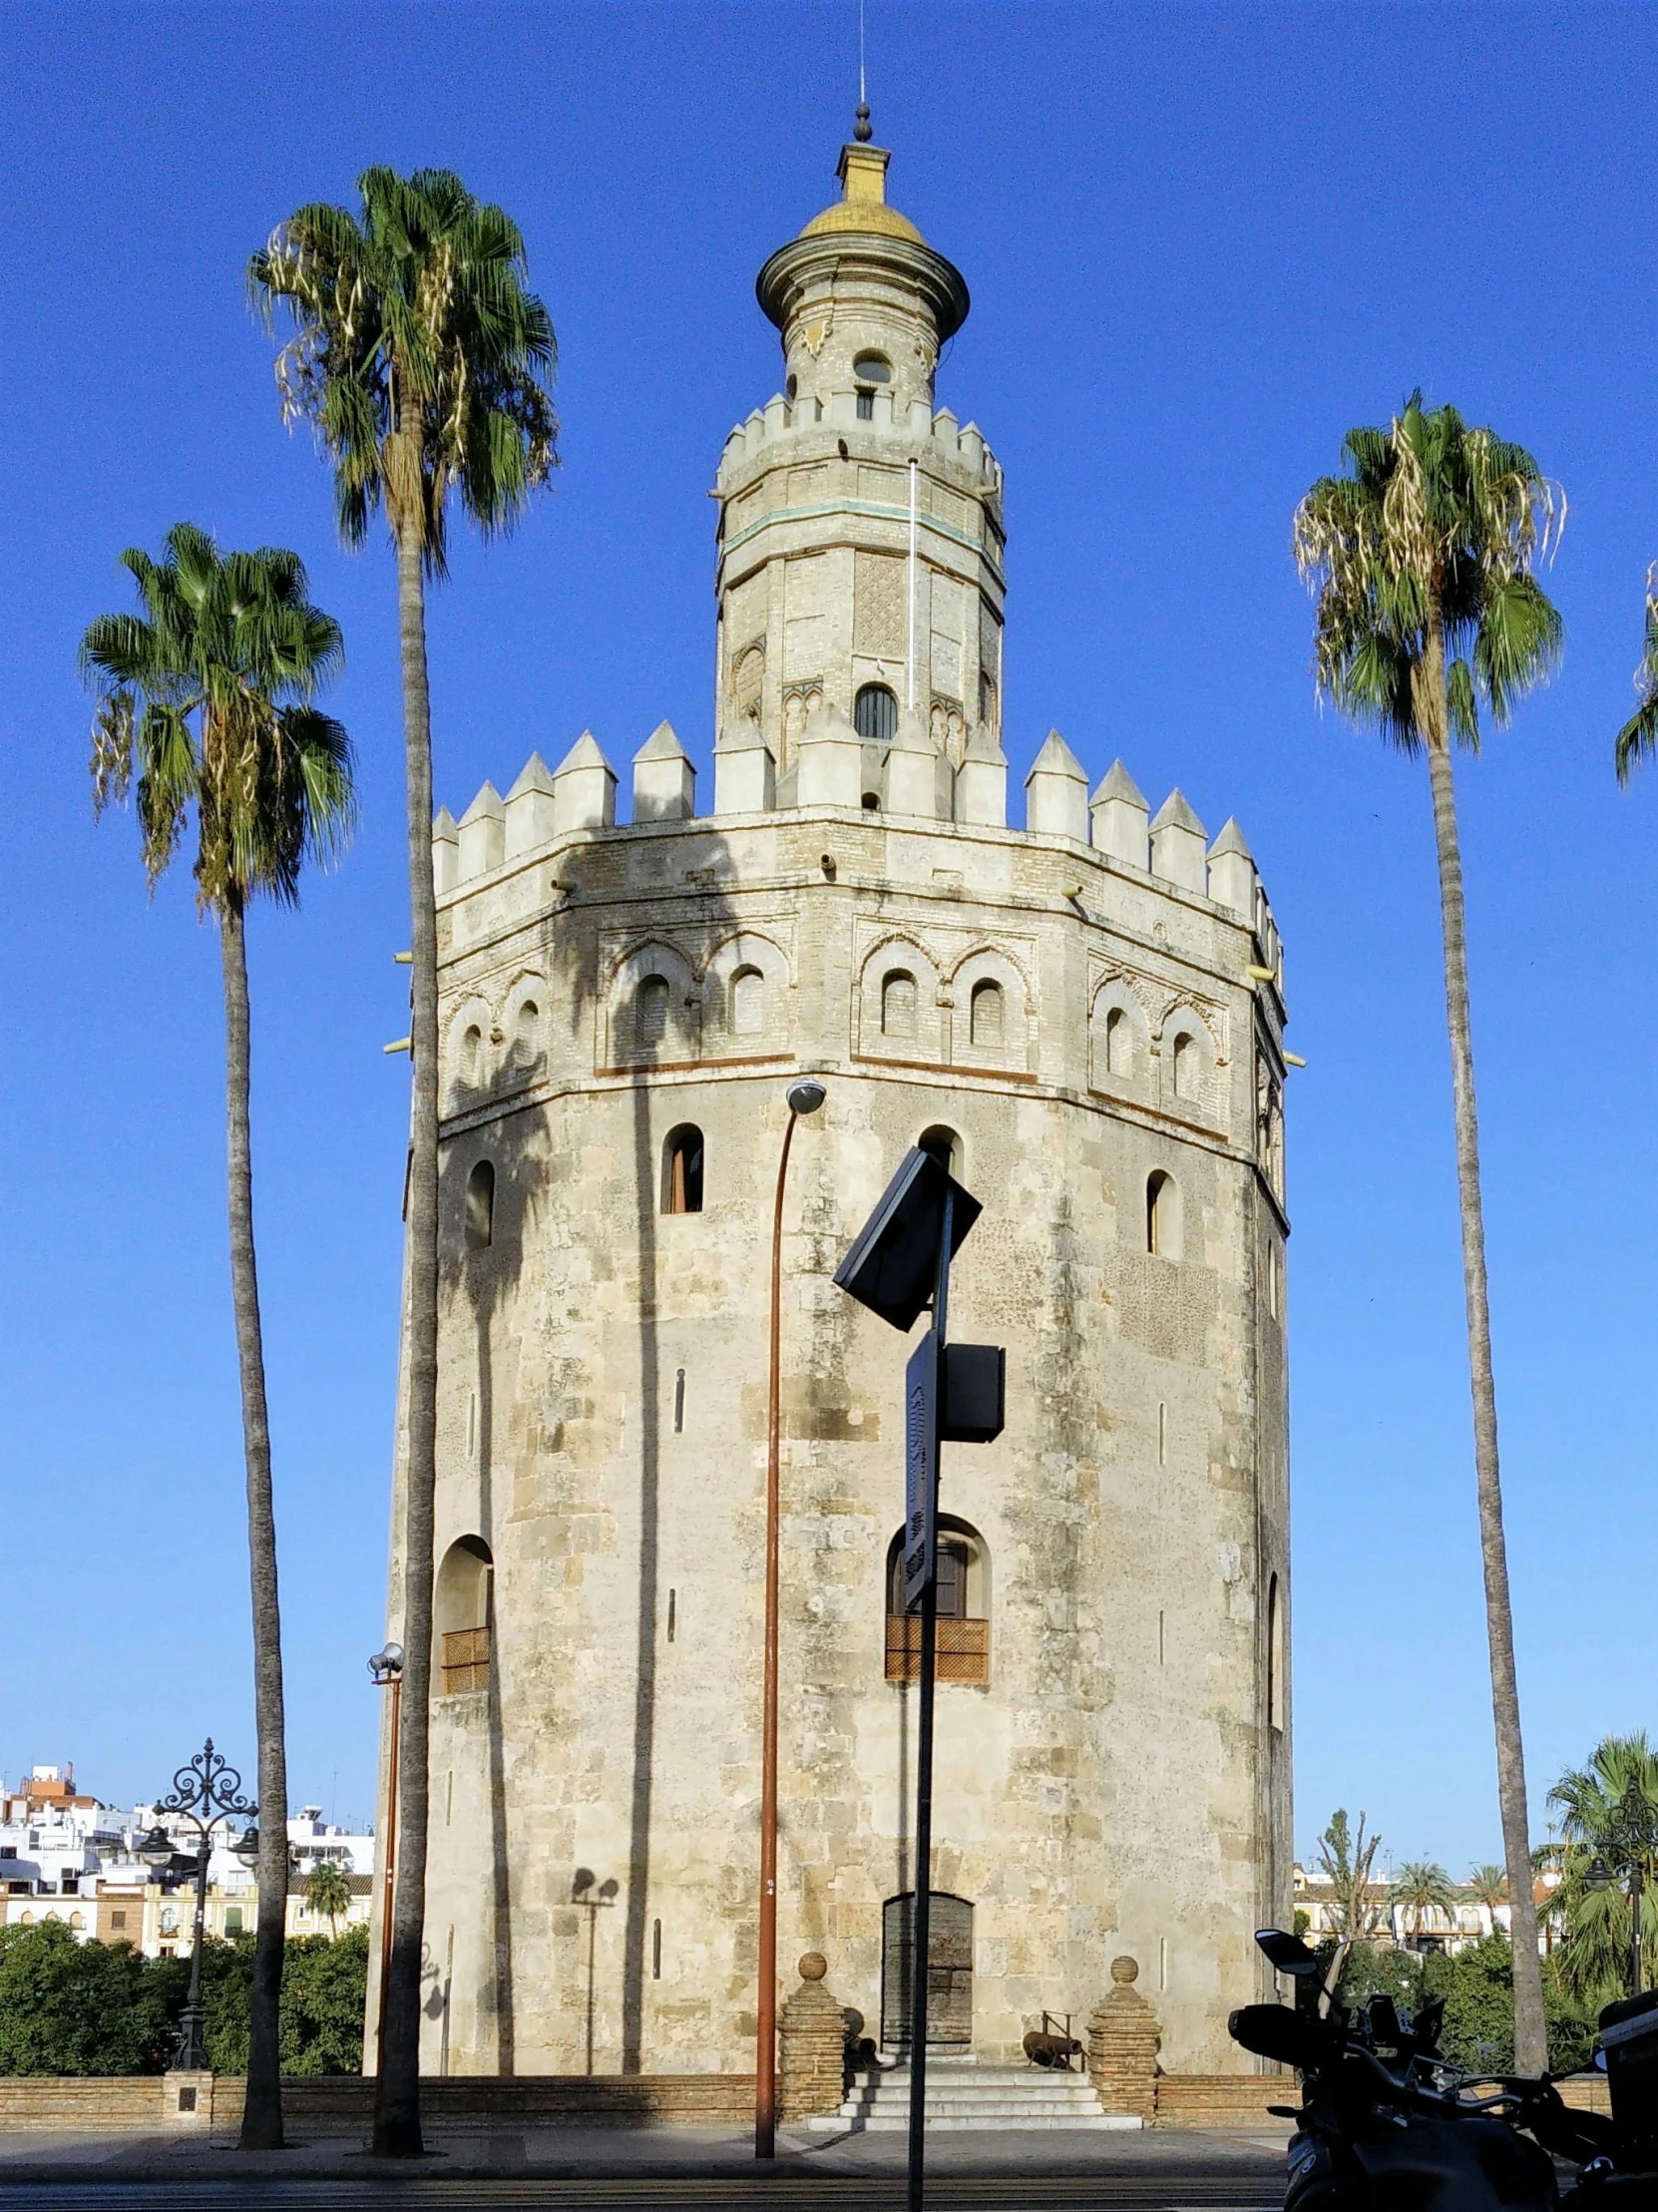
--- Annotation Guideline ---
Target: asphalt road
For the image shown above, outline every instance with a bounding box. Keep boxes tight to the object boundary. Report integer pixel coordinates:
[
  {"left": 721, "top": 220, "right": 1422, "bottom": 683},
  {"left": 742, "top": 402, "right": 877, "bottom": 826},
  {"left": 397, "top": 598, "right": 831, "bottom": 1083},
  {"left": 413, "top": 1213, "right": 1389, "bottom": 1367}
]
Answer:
[{"left": 0, "top": 2130, "right": 1288, "bottom": 2212}]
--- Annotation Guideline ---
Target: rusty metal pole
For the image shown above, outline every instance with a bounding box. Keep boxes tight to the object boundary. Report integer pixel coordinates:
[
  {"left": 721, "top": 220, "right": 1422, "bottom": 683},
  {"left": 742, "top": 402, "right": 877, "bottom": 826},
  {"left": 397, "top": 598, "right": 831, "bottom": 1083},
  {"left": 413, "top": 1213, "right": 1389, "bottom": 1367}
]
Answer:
[{"left": 755, "top": 1080, "right": 825, "bottom": 2159}]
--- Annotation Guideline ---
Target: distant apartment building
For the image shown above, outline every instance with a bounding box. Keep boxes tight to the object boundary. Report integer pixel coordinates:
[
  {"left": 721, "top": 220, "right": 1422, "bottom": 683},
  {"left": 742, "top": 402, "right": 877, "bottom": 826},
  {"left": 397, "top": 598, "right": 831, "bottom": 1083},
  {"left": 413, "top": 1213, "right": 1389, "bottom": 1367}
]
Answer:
[
  {"left": 0, "top": 1763, "right": 372, "bottom": 1952},
  {"left": 1292, "top": 1861, "right": 1561, "bottom": 1958}
]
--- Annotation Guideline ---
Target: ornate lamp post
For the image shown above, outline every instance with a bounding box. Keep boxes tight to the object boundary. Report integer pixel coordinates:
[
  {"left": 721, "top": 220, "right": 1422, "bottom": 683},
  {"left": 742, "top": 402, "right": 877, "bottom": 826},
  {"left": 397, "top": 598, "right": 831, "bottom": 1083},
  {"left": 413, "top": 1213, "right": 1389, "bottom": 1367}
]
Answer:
[
  {"left": 142, "top": 1740, "right": 258, "bottom": 2070},
  {"left": 1583, "top": 1778, "right": 1658, "bottom": 1995},
  {"left": 368, "top": 1641, "right": 405, "bottom": 2072},
  {"left": 754, "top": 1077, "right": 826, "bottom": 2160}
]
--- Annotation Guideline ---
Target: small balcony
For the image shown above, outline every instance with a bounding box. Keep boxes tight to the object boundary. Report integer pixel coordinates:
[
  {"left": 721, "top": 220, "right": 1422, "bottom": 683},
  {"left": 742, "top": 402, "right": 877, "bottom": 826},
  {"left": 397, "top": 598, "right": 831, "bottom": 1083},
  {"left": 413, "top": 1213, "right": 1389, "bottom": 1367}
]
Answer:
[
  {"left": 441, "top": 1626, "right": 492, "bottom": 1695},
  {"left": 885, "top": 1614, "right": 990, "bottom": 1687}
]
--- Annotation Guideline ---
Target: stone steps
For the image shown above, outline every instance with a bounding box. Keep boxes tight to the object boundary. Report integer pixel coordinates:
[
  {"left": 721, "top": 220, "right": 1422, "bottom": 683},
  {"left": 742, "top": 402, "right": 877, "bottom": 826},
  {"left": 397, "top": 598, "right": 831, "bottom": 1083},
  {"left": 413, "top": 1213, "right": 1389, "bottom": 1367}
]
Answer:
[{"left": 811, "top": 2060, "right": 1142, "bottom": 2133}]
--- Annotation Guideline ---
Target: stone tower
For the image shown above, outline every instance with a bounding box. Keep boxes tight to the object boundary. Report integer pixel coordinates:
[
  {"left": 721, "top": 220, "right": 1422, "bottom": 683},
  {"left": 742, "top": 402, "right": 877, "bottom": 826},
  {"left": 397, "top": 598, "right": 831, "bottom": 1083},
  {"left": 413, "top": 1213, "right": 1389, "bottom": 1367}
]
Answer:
[{"left": 373, "top": 127, "right": 1293, "bottom": 2084}]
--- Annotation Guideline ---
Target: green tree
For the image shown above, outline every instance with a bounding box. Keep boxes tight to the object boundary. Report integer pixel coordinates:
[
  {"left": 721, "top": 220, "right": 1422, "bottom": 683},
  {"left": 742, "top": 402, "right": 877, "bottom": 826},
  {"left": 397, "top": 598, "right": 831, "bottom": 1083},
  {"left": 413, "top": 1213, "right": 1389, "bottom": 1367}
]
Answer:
[
  {"left": 302, "top": 1863, "right": 352, "bottom": 1938},
  {"left": 0, "top": 1923, "right": 174, "bottom": 2075},
  {"left": 1464, "top": 1863, "right": 1509, "bottom": 1914},
  {"left": 1316, "top": 1809, "right": 1386, "bottom": 1938},
  {"left": 1294, "top": 397, "right": 1563, "bottom": 2073},
  {"left": 1545, "top": 1732, "right": 1658, "bottom": 2007},
  {"left": 250, "top": 173, "right": 556, "bottom": 2157},
  {"left": 80, "top": 526, "right": 355, "bottom": 2145},
  {"left": 1392, "top": 1860, "right": 1457, "bottom": 1943}
]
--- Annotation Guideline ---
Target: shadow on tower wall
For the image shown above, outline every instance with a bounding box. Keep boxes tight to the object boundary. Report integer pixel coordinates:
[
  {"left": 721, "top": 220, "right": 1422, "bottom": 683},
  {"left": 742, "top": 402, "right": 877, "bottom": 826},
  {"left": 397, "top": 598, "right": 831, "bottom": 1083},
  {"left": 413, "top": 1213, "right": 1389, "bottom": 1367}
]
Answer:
[{"left": 437, "top": 812, "right": 740, "bottom": 2075}]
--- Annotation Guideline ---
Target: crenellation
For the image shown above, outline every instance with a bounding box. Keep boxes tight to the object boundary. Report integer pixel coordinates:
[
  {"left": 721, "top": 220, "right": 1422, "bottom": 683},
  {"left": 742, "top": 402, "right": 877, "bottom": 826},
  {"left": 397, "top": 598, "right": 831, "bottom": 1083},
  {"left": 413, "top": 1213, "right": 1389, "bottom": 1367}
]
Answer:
[
  {"left": 504, "top": 753, "right": 558, "bottom": 857},
  {"left": 457, "top": 781, "right": 505, "bottom": 877},
  {"left": 1149, "top": 789, "right": 1208, "bottom": 893},
  {"left": 1025, "top": 729, "right": 1089, "bottom": 844},
  {"left": 432, "top": 805, "right": 460, "bottom": 896},
  {"left": 1089, "top": 761, "right": 1150, "bottom": 869},
  {"left": 1204, "top": 818, "right": 1256, "bottom": 920},
  {"left": 631, "top": 721, "right": 695, "bottom": 823},
  {"left": 552, "top": 730, "right": 618, "bottom": 834}
]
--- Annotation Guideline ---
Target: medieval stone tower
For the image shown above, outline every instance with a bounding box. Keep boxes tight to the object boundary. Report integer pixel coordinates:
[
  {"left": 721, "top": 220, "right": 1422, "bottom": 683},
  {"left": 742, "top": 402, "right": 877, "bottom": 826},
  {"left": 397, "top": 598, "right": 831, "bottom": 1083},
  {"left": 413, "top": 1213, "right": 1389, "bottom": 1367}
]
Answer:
[{"left": 376, "top": 127, "right": 1293, "bottom": 2082}]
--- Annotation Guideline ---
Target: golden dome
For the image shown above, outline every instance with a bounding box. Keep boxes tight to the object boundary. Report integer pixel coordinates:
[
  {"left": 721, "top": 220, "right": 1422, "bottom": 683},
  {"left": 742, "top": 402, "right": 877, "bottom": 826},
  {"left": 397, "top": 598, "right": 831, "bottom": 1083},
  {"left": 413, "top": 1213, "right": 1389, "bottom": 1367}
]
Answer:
[
  {"left": 800, "top": 197, "right": 925, "bottom": 245},
  {"left": 798, "top": 142, "right": 927, "bottom": 247}
]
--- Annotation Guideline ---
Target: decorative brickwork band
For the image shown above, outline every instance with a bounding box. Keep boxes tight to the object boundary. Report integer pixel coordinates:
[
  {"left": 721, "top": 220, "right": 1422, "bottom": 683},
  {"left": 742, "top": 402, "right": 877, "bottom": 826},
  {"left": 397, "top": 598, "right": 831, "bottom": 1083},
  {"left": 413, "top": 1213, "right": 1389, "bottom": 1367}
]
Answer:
[
  {"left": 778, "top": 1953, "right": 848, "bottom": 2122},
  {"left": 1088, "top": 1954, "right": 1160, "bottom": 2122}
]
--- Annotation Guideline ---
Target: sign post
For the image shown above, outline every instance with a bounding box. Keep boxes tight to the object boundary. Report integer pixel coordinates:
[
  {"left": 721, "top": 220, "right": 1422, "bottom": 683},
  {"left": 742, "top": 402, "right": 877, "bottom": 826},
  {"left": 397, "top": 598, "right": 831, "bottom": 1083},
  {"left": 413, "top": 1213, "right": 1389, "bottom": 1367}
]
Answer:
[{"left": 834, "top": 1149, "right": 1002, "bottom": 2212}]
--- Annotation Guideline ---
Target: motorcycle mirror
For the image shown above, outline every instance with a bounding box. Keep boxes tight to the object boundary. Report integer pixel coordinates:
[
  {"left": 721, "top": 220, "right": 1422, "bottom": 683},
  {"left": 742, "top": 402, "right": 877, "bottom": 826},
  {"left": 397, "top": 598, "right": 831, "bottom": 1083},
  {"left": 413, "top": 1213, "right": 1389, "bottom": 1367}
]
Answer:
[
  {"left": 1230, "top": 2002, "right": 1318, "bottom": 2067},
  {"left": 1255, "top": 1927, "right": 1322, "bottom": 1977},
  {"left": 1368, "top": 1993, "right": 1402, "bottom": 2044}
]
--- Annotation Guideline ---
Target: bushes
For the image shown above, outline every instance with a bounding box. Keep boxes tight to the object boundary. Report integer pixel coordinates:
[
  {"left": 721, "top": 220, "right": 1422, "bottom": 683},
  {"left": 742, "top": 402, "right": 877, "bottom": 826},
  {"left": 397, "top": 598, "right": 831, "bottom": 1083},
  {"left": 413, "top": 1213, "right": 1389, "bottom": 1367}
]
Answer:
[
  {"left": 0, "top": 1920, "right": 367, "bottom": 2076},
  {"left": 1326, "top": 1937, "right": 1597, "bottom": 2075}
]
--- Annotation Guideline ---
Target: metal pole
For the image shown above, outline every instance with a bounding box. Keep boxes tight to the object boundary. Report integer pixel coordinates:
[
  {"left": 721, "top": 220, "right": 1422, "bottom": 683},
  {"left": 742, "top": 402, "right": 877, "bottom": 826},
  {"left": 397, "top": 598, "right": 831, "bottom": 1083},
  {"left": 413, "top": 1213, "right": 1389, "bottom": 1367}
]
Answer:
[
  {"left": 1633, "top": 1857, "right": 1643, "bottom": 1997},
  {"left": 177, "top": 1827, "right": 211, "bottom": 2069},
  {"left": 755, "top": 1109, "right": 800, "bottom": 2158},
  {"left": 376, "top": 1673, "right": 401, "bottom": 2073},
  {"left": 906, "top": 1182, "right": 953, "bottom": 2212}
]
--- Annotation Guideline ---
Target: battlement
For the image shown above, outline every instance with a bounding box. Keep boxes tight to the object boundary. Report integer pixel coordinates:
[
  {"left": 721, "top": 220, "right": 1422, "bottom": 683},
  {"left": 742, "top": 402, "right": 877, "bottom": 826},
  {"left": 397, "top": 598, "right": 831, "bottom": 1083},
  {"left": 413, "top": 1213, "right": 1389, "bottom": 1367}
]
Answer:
[
  {"left": 716, "top": 397, "right": 1001, "bottom": 492},
  {"left": 432, "top": 721, "right": 1280, "bottom": 970}
]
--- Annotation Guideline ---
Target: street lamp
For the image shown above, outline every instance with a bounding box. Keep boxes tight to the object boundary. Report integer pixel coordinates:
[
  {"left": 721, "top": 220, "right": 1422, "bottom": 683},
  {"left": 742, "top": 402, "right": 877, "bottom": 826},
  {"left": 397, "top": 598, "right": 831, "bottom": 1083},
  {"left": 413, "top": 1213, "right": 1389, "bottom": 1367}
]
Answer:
[
  {"left": 368, "top": 1641, "right": 405, "bottom": 2073},
  {"left": 754, "top": 1077, "right": 826, "bottom": 2160},
  {"left": 150, "top": 1741, "right": 256, "bottom": 2071}
]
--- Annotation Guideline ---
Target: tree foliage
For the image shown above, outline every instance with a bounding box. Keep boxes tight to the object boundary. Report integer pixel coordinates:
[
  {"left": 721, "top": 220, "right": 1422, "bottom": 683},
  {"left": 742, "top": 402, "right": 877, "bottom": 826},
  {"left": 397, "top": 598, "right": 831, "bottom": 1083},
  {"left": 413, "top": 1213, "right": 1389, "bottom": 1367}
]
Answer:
[
  {"left": 1545, "top": 1732, "right": 1658, "bottom": 2006},
  {"left": 249, "top": 167, "right": 558, "bottom": 568},
  {"left": 1392, "top": 1860, "right": 1457, "bottom": 1936},
  {"left": 1293, "top": 392, "right": 1563, "bottom": 754},
  {"left": 1316, "top": 1809, "right": 1386, "bottom": 1938},
  {"left": 80, "top": 523, "right": 354, "bottom": 916},
  {"left": 1326, "top": 1937, "right": 1594, "bottom": 2076},
  {"left": 0, "top": 1924, "right": 367, "bottom": 2076},
  {"left": 302, "top": 1864, "right": 352, "bottom": 1937}
]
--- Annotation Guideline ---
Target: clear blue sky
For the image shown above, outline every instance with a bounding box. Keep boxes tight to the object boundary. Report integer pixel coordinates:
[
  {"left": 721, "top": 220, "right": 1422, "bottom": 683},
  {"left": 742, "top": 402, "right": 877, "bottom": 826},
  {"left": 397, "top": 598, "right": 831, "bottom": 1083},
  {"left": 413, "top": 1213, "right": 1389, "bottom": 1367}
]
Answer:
[{"left": 2, "top": 1, "right": 1653, "bottom": 1874}]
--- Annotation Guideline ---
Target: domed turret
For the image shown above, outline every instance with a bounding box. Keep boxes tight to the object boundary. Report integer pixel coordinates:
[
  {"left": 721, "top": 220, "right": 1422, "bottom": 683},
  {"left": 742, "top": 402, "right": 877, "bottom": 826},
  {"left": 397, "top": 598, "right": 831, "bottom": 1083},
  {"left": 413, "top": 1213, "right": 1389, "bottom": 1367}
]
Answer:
[{"left": 717, "top": 126, "right": 1000, "bottom": 792}]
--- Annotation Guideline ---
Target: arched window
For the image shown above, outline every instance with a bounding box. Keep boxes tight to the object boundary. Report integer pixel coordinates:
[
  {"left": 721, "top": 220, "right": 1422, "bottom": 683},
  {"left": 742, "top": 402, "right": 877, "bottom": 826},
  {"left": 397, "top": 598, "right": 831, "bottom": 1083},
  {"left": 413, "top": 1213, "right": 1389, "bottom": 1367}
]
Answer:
[
  {"left": 979, "top": 669, "right": 998, "bottom": 729},
  {"left": 636, "top": 974, "right": 670, "bottom": 1050},
  {"left": 1105, "top": 1006, "right": 1132, "bottom": 1078},
  {"left": 1267, "top": 1573, "right": 1286, "bottom": 1731},
  {"left": 69, "top": 1911, "right": 85, "bottom": 1931},
  {"left": 730, "top": 966, "right": 764, "bottom": 1037},
  {"left": 1171, "top": 1031, "right": 1199, "bottom": 1102},
  {"left": 918, "top": 1125, "right": 961, "bottom": 1178},
  {"left": 855, "top": 683, "right": 899, "bottom": 742},
  {"left": 885, "top": 1518, "right": 989, "bottom": 1685},
  {"left": 853, "top": 351, "right": 892, "bottom": 385},
  {"left": 465, "top": 1160, "right": 495, "bottom": 1252},
  {"left": 1146, "top": 1170, "right": 1180, "bottom": 1259},
  {"left": 436, "top": 1535, "right": 493, "bottom": 1695},
  {"left": 969, "top": 978, "right": 1004, "bottom": 1050},
  {"left": 460, "top": 1023, "right": 483, "bottom": 1086},
  {"left": 514, "top": 997, "right": 541, "bottom": 1071},
  {"left": 663, "top": 1125, "right": 704, "bottom": 1214},
  {"left": 881, "top": 968, "right": 917, "bottom": 1039}
]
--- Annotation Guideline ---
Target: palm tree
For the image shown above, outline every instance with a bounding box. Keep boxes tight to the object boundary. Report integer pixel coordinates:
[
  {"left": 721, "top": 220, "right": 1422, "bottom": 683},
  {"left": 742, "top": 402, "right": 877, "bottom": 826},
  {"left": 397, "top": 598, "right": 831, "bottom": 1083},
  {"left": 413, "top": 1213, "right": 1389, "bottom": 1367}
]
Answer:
[
  {"left": 80, "top": 525, "right": 354, "bottom": 2148},
  {"left": 1614, "top": 566, "right": 1658, "bottom": 781},
  {"left": 1391, "top": 1860, "right": 1456, "bottom": 1944},
  {"left": 303, "top": 1862, "right": 354, "bottom": 1940},
  {"left": 1294, "top": 395, "right": 1563, "bottom": 2074},
  {"left": 250, "top": 169, "right": 556, "bottom": 2156},
  {"left": 1546, "top": 1733, "right": 1658, "bottom": 2004},
  {"left": 1465, "top": 1863, "right": 1509, "bottom": 1915}
]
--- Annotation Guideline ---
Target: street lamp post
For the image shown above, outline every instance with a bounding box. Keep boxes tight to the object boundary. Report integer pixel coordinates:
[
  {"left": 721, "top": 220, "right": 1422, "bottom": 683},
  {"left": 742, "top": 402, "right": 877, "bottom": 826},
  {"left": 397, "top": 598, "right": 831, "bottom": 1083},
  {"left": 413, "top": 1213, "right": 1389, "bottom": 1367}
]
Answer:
[
  {"left": 368, "top": 1642, "right": 405, "bottom": 2073},
  {"left": 754, "top": 1076, "right": 827, "bottom": 2161},
  {"left": 141, "top": 1740, "right": 258, "bottom": 2071},
  {"left": 1585, "top": 1779, "right": 1657, "bottom": 1996}
]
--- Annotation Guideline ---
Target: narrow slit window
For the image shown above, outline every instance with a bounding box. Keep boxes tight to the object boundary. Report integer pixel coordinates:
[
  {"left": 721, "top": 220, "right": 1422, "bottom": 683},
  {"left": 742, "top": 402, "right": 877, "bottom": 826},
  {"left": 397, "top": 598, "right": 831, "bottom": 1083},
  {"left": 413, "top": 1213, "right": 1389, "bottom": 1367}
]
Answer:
[
  {"left": 673, "top": 1369, "right": 685, "bottom": 1433},
  {"left": 918, "top": 1126, "right": 960, "bottom": 1178},
  {"left": 730, "top": 966, "right": 764, "bottom": 1037},
  {"left": 1105, "top": 1006, "right": 1130, "bottom": 1077},
  {"left": 666, "top": 1589, "right": 677, "bottom": 1642},
  {"left": 1157, "top": 1402, "right": 1166, "bottom": 1467},
  {"left": 1172, "top": 1032, "right": 1197, "bottom": 1100},
  {"left": 663, "top": 1126, "right": 704, "bottom": 1214},
  {"left": 652, "top": 1918, "right": 662, "bottom": 1979},
  {"left": 636, "top": 974, "right": 670, "bottom": 1051},
  {"left": 1146, "top": 1171, "right": 1179, "bottom": 1259},
  {"left": 465, "top": 1160, "right": 495, "bottom": 1252}
]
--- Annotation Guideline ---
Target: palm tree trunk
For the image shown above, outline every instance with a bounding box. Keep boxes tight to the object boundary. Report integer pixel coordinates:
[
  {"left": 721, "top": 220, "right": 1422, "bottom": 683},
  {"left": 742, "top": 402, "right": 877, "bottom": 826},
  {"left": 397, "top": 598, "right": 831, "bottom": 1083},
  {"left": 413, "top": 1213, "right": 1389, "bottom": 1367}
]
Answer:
[
  {"left": 373, "top": 493, "right": 441, "bottom": 2158},
  {"left": 1421, "top": 643, "right": 1547, "bottom": 2073},
  {"left": 220, "top": 902, "right": 288, "bottom": 2150}
]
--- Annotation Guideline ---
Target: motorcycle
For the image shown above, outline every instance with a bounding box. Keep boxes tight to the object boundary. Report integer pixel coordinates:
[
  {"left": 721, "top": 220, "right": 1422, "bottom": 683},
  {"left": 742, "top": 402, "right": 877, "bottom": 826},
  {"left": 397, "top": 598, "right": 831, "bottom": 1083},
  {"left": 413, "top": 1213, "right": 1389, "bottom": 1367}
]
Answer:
[{"left": 1229, "top": 1927, "right": 1657, "bottom": 2212}]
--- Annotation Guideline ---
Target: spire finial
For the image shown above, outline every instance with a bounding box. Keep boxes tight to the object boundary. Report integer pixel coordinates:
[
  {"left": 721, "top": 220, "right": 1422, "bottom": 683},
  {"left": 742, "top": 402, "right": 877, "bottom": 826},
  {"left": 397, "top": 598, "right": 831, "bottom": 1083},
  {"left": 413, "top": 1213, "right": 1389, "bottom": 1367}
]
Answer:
[
  {"left": 853, "top": 101, "right": 873, "bottom": 143},
  {"left": 854, "top": 0, "right": 872, "bottom": 139}
]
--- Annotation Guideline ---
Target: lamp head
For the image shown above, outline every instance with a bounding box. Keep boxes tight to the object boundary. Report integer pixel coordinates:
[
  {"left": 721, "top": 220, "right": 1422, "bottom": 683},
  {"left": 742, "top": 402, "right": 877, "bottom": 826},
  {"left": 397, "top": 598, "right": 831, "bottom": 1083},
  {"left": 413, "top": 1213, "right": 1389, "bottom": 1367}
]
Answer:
[
  {"left": 137, "top": 1824, "right": 174, "bottom": 1870},
  {"left": 1587, "top": 1854, "right": 1614, "bottom": 1893},
  {"left": 368, "top": 1641, "right": 405, "bottom": 1685},
  {"left": 786, "top": 1079, "right": 827, "bottom": 1117},
  {"left": 233, "top": 1825, "right": 260, "bottom": 1867}
]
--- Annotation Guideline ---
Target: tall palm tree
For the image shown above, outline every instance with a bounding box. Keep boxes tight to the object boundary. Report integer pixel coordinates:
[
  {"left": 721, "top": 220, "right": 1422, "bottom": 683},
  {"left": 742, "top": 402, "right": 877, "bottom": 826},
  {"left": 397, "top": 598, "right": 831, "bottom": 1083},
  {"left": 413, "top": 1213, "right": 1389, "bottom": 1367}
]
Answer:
[
  {"left": 250, "top": 169, "right": 556, "bottom": 2156},
  {"left": 1294, "top": 395, "right": 1564, "bottom": 2074},
  {"left": 1546, "top": 1733, "right": 1658, "bottom": 2004},
  {"left": 1465, "top": 1863, "right": 1509, "bottom": 1914},
  {"left": 80, "top": 524, "right": 354, "bottom": 2148},
  {"left": 1391, "top": 1860, "right": 1456, "bottom": 1944},
  {"left": 302, "top": 1862, "right": 354, "bottom": 1940}
]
